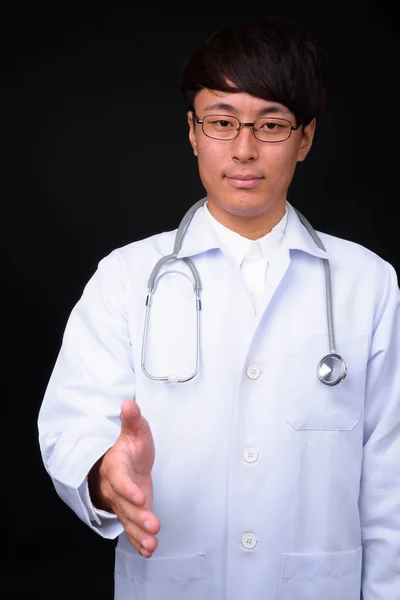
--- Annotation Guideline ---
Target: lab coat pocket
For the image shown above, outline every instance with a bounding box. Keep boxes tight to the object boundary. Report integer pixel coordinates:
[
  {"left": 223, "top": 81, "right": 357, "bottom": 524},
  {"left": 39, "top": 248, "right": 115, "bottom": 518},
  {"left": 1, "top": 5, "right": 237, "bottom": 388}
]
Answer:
[
  {"left": 278, "top": 545, "right": 362, "bottom": 600},
  {"left": 285, "top": 334, "right": 368, "bottom": 431},
  {"left": 114, "top": 548, "right": 206, "bottom": 600}
]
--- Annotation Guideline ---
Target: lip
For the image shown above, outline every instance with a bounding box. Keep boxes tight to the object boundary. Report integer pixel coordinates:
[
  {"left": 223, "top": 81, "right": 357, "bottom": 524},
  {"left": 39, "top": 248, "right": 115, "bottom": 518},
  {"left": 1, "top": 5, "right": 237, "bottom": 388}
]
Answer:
[{"left": 225, "top": 175, "right": 263, "bottom": 189}]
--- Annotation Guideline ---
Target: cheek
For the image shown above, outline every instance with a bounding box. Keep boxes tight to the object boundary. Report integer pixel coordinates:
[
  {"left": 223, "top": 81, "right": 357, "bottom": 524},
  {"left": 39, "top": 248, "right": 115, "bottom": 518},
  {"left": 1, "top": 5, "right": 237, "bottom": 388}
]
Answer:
[
  {"left": 196, "top": 143, "right": 224, "bottom": 179},
  {"left": 263, "top": 146, "right": 299, "bottom": 179},
  {"left": 198, "top": 140, "right": 222, "bottom": 160}
]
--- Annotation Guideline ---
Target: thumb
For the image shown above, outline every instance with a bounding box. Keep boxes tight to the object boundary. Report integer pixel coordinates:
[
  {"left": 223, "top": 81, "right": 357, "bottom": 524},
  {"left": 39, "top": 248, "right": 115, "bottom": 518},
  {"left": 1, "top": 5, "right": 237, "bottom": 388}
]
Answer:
[{"left": 119, "top": 399, "right": 146, "bottom": 438}]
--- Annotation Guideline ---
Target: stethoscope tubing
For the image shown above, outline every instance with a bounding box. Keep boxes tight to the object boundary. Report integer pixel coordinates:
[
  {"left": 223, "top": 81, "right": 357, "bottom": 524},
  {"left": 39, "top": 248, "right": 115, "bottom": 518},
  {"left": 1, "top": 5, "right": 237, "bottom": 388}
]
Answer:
[{"left": 141, "top": 199, "right": 347, "bottom": 385}]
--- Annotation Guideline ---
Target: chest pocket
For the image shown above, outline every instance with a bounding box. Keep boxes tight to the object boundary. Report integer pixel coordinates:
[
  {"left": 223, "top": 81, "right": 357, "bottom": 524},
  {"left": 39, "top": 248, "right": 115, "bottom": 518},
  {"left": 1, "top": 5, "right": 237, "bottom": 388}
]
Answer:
[{"left": 283, "top": 334, "right": 369, "bottom": 431}]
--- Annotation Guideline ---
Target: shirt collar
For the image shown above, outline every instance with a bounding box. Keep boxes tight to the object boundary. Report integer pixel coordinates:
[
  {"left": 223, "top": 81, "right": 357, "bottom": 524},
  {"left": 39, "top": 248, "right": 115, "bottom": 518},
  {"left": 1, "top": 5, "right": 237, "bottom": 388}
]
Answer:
[
  {"left": 203, "top": 201, "right": 288, "bottom": 267},
  {"left": 175, "top": 197, "right": 329, "bottom": 260}
]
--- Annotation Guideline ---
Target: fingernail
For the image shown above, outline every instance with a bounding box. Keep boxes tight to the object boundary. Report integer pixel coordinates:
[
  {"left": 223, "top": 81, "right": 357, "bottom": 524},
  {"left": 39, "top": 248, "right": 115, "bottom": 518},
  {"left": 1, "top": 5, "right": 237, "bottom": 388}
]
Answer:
[
  {"left": 132, "top": 494, "right": 140, "bottom": 504},
  {"left": 141, "top": 539, "right": 149, "bottom": 550},
  {"left": 143, "top": 520, "right": 151, "bottom": 531}
]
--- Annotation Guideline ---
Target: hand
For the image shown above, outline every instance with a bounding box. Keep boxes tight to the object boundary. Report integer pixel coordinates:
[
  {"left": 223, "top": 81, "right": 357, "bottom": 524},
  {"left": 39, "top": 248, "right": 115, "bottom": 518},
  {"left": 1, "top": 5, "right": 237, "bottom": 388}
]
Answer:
[{"left": 88, "top": 399, "right": 160, "bottom": 558}]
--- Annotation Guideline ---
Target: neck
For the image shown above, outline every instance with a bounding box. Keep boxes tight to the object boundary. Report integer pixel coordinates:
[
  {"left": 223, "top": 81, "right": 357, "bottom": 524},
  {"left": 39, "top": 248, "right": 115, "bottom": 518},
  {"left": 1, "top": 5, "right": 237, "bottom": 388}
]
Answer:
[{"left": 206, "top": 200, "right": 286, "bottom": 240}]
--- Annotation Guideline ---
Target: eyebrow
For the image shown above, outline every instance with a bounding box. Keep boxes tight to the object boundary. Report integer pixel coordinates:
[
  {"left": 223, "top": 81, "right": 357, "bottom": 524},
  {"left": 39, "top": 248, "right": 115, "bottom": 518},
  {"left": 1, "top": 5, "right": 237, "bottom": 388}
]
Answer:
[{"left": 202, "top": 102, "right": 288, "bottom": 116}]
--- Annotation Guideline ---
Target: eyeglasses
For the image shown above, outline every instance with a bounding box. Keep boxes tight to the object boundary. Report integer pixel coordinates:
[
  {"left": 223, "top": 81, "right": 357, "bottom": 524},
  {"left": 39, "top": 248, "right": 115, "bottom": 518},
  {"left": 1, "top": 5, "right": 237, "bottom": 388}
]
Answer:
[{"left": 195, "top": 114, "right": 300, "bottom": 143}]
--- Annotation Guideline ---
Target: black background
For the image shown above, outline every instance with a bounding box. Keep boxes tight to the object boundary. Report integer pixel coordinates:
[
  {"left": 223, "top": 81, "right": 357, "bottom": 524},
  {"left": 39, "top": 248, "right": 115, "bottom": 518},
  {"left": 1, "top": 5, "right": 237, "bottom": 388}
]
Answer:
[{"left": 1, "top": 1, "right": 398, "bottom": 598}]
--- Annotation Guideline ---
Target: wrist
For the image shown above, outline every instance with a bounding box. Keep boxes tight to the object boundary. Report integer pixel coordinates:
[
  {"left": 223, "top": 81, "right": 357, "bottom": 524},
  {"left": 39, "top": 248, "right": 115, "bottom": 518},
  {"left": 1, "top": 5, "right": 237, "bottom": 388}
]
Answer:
[{"left": 88, "top": 454, "right": 113, "bottom": 512}]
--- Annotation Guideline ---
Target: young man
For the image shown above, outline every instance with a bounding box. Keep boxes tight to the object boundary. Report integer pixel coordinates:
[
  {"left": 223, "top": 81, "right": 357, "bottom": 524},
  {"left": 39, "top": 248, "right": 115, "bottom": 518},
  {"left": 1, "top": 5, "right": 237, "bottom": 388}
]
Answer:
[{"left": 38, "top": 16, "right": 400, "bottom": 600}]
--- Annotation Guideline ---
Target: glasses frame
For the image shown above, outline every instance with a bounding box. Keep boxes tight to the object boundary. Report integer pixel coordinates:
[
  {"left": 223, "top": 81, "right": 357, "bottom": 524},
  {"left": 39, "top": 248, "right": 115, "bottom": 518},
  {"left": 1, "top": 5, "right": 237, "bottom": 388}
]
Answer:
[{"left": 194, "top": 113, "right": 301, "bottom": 143}]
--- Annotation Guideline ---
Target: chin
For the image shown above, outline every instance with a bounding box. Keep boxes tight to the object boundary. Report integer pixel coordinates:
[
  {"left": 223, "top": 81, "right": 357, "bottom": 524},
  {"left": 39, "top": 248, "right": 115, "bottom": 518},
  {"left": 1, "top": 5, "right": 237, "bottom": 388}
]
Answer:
[{"left": 221, "top": 191, "right": 272, "bottom": 215}]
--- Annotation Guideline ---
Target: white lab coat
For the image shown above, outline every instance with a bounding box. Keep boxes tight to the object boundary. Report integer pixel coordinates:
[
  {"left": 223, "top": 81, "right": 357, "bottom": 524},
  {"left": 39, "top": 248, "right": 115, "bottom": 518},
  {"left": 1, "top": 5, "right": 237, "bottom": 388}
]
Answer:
[{"left": 38, "top": 200, "right": 400, "bottom": 600}]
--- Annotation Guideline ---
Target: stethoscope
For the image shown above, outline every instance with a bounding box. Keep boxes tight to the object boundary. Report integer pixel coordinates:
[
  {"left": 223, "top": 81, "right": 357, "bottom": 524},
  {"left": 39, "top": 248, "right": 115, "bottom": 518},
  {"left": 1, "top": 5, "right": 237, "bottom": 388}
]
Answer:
[{"left": 141, "top": 198, "right": 347, "bottom": 386}]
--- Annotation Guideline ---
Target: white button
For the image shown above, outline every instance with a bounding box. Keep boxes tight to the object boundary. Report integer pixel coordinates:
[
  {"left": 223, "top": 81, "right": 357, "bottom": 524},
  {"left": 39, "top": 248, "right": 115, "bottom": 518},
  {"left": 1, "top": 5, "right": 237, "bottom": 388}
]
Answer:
[
  {"left": 246, "top": 364, "right": 261, "bottom": 379},
  {"left": 243, "top": 448, "right": 258, "bottom": 463},
  {"left": 246, "top": 241, "right": 261, "bottom": 258},
  {"left": 241, "top": 533, "right": 257, "bottom": 549}
]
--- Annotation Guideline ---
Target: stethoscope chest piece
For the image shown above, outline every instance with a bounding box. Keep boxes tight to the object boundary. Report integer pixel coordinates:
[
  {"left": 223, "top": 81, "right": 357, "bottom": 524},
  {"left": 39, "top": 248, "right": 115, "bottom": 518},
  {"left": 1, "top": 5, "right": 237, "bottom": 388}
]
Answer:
[{"left": 317, "top": 353, "right": 347, "bottom": 386}]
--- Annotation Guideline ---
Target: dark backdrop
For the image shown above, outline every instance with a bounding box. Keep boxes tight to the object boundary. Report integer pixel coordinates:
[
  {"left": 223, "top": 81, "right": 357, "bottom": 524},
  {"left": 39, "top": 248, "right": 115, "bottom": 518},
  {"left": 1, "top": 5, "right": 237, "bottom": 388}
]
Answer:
[{"left": 1, "top": 2, "right": 398, "bottom": 598}]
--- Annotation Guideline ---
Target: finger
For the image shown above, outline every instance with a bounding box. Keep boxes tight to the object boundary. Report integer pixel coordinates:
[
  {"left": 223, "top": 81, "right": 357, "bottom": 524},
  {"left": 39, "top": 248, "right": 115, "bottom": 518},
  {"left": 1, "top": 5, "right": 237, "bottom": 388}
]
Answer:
[
  {"left": 113, "top": 494, "right": 161, "bottom": 536},
  {"left": 120, "top": 399, "right": 148, "bottom": 438},
  {"left": 126, "top": 535, "right": 154, "bottom": 559},
  {"left": 103, "top": 458, "right": 147, "bottom": 506},
  {"left": 111, "top": 498, "right": 160, "bottom": 556},
  {"left": 124, "top": 520, "right": 159, "bottom": 555}
]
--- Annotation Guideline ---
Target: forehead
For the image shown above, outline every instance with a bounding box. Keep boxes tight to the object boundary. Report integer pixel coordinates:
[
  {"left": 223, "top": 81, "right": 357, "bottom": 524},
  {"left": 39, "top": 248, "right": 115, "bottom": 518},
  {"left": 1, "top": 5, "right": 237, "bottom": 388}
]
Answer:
[{"left": 194, "top": 88, "right": 293, "bottom": 118}]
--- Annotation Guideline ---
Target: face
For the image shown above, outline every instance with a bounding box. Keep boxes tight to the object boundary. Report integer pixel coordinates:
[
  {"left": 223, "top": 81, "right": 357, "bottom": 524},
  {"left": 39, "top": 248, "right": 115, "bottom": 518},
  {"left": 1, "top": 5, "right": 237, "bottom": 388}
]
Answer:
[{"left": 188, "top": 88, "right": 316, "bottom": 236}]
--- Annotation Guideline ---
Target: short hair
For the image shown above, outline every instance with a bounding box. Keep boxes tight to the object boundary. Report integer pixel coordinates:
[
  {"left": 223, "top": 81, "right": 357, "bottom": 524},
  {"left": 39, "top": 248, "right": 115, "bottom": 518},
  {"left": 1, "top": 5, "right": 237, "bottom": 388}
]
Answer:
[{"left": 180, "top": 16, "right": 329, "bottom": 126}]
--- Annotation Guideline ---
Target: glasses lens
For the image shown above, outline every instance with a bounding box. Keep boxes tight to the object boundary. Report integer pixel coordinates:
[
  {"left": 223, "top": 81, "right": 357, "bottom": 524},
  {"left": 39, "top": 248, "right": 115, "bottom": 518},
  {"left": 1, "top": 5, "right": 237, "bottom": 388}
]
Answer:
[
  {"left": 254, "top": 118, "right": 292, "bottom": 142},
  {"left": 203, "top": 115, "right": 239, "bottom": 140}
]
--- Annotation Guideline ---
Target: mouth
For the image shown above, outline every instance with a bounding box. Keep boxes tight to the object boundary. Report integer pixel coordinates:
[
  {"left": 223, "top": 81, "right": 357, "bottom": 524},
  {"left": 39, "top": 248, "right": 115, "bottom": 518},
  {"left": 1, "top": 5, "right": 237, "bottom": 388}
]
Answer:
[{"left": 225, "top": 174, "right": 264, "bottom": 189}]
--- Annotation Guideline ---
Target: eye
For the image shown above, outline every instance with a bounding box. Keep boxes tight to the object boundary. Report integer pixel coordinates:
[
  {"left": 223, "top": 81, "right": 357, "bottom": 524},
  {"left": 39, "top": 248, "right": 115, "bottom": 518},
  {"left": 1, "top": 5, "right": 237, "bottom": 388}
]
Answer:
[
  {"left": 263, "top": 121, "right": 281, "bottom": 130},
  {"left": 202, "top": 116, "right": 239, "bottom": 139},
  {"left": 212, "top": 119, "right": 235, "bottom": 129}
]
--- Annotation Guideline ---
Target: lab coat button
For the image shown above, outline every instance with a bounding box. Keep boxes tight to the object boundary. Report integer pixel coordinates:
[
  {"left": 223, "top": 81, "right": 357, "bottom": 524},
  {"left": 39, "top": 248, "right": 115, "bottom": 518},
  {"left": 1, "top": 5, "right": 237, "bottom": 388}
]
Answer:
[
  {"left": 241, "top": 533, "right": 257, "bottom": 549},
  {"left": 246, "top": 365, "right": 261, "bottom": 379},
  {"left": 243, "top": 448, "right": 258, "bottom": 463}
]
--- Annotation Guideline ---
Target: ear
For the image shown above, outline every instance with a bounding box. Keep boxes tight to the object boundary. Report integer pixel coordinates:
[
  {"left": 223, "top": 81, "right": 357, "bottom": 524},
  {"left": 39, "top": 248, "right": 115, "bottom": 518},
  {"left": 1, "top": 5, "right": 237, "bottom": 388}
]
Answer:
[
  {"left": 297, "top": 118, "right": 317, "bottom": 163},
  {"left": 187, "top": 111, "right": 198, "bottom": 157}
]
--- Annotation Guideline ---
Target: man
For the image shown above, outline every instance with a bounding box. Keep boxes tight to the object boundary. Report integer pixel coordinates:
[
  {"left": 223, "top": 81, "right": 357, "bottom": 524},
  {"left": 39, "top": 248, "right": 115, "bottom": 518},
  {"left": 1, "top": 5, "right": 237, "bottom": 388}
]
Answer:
[{"left": 38, "top": 16, "right": 400, "bottom": 600}]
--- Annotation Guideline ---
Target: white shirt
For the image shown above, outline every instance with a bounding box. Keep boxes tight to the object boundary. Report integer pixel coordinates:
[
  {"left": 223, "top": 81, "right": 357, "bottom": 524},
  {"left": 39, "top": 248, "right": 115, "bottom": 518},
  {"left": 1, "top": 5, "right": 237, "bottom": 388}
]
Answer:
[{"left": 203, "top": 201, "right": 287, "bottom": 307}]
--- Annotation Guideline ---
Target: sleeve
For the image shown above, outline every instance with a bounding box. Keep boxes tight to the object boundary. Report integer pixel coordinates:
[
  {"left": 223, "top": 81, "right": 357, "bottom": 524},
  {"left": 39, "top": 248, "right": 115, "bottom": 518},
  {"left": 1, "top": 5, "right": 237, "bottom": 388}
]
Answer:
[
  {"left": 37, "top": 248, "right": 135, "bottom": 539},
  {"left": 360, "top": 261, "right": 400, "bottom": 599}
]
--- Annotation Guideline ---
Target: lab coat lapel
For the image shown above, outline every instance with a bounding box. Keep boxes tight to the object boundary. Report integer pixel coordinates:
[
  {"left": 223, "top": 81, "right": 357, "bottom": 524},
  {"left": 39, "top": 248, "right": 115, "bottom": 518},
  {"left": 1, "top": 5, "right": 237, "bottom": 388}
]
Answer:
[
  {"left": 175, "top": 198, "right": 220, "bottom": 260},
  {"left": 283, "top": 203, "right": 329, "bottom": 261},
  {"left": 252, "top": 203, "right": 329, "bottom": 328}
]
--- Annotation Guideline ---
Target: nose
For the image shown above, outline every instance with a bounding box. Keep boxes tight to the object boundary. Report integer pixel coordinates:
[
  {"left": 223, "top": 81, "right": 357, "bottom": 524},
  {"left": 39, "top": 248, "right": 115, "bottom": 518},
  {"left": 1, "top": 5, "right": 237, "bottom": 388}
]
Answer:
[{"left": 231, "top": 124, "right": 259, "bottom": 162}]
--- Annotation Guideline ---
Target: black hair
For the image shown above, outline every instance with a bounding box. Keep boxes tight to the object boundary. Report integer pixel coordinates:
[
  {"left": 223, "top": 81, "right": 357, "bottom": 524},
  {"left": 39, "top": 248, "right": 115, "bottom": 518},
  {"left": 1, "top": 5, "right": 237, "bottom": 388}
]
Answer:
[{"left": 180, "top": 16, "right": 330, "bottom": 126}]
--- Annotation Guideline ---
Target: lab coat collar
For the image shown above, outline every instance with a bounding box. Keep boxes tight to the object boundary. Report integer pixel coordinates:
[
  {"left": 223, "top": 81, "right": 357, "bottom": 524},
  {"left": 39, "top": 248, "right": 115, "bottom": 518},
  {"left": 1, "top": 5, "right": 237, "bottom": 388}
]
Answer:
[
  {"left": 175, "top": 199, "right": 221, "bottom": 259},
  {"left": 284, "top": 202, "right": 329, "bottom": 259},
  {"left": 175, "top": 197, "right": 329, "bottom": 260}
]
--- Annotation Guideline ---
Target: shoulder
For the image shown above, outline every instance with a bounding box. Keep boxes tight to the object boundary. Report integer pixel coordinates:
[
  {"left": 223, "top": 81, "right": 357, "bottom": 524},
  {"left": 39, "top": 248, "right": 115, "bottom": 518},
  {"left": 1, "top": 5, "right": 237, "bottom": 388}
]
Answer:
[
  {"left": 93, "top": 227, "right": 178, "bottom": 282},
  {"left": 319, "top": 229, "right": 394, "bottom": 271},
  {"left": 317, "top": 230, "right": 399, "bottom": 302}
]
